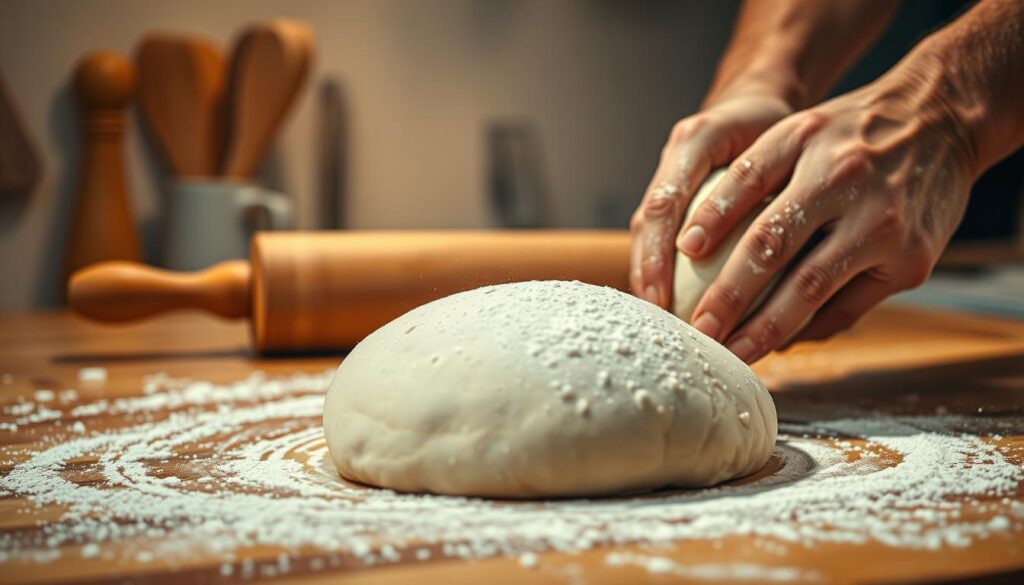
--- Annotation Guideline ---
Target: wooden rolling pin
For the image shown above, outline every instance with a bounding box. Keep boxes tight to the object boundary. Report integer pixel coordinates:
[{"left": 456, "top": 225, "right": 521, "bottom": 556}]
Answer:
[{"left": 69, "top": 231, "right": 630, "bottom": 352}]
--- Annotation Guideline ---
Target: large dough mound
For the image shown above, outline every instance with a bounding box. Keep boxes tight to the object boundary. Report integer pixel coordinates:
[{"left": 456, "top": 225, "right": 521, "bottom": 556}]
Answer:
[{"left": 324, "top": 280, "right": 776, "bottom": 498}]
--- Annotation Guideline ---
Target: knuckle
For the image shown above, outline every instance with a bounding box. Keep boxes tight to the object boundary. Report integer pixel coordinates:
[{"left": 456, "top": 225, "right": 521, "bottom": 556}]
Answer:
[
  {"left": 670, "top": 117, "right": 707, "bottom": 143},
  {"left": 704, "top": 282, "right": 745, "bottom": 314},
  {"left": 641, "top": 193, "right": 675, "bottom": 219},
  {"left": 694, "top": 198, "right": 727, "bottom": 225},
  {"left": 866, "top": 206, "right": 906, "bottom": 242},
  {"left": 669, "top": 120, "right": 688, "bottom": 142},
  {"left": 790, "top": 110, "right": 828, "bottom": 141},
  {"left": 744, "top": 221, "right": 787, "bottom": 267},
  {"left": 793, "top": 263, "right": 835, "bottom": 306},
  {"left": 727, "top": 157, "right": 766, "bottom": 195},
  {"left": 650, "top": 180, "right": 683, "bottom": 202},
  {"left": 827, "top": 143, "right": 874, "bottom": 186},
  {"left": 756, "top": 316, "right": 786, "bottom": 347}
]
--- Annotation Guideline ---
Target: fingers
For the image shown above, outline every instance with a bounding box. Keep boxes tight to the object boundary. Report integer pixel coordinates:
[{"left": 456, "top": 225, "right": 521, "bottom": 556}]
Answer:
[
  {"left": 722, "top": 229, "right": 877, "bottom": 363},
  {"left": 788, "top": 271, "right": 895, "bottom": 344},
  {"left": 629, "top": 217, "right": 645, "bottom": 299},
  {"left": 630, "top": 175, "right": 692, "bottom": 308},
  {"left": 689, "top": 160, "right": 842, "bottom": 341},
  {"left": 677, "top": 112, "right": 826, "bottom": 258},
  {"left": 630, "top": 124, "right": 730, "bottom": 308}
]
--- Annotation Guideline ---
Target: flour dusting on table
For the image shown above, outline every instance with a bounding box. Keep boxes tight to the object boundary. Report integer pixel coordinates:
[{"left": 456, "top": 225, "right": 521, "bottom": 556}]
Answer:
[
  {"left": 1, "top": 370, "right": 1022, "bottom": 581},
  {"left": 605, "top": 552, "right": 822, "bottom": 582}
]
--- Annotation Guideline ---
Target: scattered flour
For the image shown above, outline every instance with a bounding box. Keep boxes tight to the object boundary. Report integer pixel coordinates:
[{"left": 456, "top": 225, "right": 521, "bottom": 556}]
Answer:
[
  {"left": 33, "top": 389, "right": 55, "bottom": 402},
  {"left": 747, "top": 258, "right": 767, "bottom": 275},
  {"left": 651, "top": 182, "right": 679, "bottom": 201},
  {"left": 78, "top": 367, "right": 108, "bottom": 383},
  {"left": 3, "top": 400, "right": 61, "bottom": 425},
  {"left": 0, "top": 370, "right": 1022, "bottom": 580},
  {"left": 80, "top": 543, "right": 101, "bottom": 559},
  {"left": 606, "top": 552, "right": 822, "bottom": 582},
  {"left": 711, "top": 195, "right": 733, "bottom": 215},
  {"left": 518, "top": 552, "right": 539, "bottom": 568}
]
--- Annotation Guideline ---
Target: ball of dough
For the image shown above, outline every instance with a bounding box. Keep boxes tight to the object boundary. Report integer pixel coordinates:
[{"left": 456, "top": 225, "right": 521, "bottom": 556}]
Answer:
[
  {"left": 672, "top": 169, "right": 779, "bottom": 322},
  {"left": 324, "top": 280, "right": 776, "bottom": 498}
]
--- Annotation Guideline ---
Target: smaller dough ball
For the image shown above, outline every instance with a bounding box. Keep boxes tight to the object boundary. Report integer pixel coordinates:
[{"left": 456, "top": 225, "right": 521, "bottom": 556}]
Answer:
[
  {"left": 672, "top": 169, "right": 781, "bottom": 323},
  {"left": 324, "top": 280, "right": 777, "bottom": 498}
]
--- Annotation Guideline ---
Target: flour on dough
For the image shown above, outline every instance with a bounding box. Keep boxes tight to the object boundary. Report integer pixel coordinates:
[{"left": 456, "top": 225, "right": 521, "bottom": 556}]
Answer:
[{"left": 323, "top": 280, "right": 776, "bottom": 498}]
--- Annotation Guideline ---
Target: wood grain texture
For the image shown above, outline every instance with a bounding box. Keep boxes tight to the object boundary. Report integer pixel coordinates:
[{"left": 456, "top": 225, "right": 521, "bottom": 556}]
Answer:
[{"left": 1, "top": 305, "right": 1023, "bottom": 584}]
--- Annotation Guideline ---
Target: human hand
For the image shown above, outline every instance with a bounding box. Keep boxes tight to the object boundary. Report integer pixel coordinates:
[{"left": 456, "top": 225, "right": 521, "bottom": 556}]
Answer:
[
  {"left": 679, "top": 67, "right": 975, "bottom": 363},
  {"left": 629, "top": 93, "right": 794, "bottom": 309}
]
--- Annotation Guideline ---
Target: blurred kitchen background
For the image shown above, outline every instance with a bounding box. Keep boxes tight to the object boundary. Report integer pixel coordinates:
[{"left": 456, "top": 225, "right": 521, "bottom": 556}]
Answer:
[{"left": 0, "top": 0, "right": 1021, "bottom": 311}]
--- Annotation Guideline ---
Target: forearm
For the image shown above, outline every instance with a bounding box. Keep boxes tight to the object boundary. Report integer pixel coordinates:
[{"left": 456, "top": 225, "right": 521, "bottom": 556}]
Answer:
[
  {"left": 707, "top": 0, "right": 900, "bottom": 109},
  {"left": 904, "top": 0, "right": 1024, "bottom": 178}
]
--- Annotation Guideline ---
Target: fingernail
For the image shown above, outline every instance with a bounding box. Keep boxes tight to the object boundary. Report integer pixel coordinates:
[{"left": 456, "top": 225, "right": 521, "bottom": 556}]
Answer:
[
  {"left": 643, "top": 285, "right": 661, "bottom": 307},
  {"left": 728, "top": 337, "right": 757, "bottom": 363},
  {"left": 678, "top": 225, "right": 707, "bottom": 256},
  {"left": 692, "top": 312, "right": 721, "bottom": 340}
]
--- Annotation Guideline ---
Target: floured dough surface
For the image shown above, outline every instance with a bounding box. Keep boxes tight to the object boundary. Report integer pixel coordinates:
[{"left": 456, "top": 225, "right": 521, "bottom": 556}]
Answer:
[{"left": 324, "top": 280, "right": 776, "bottom": 498}]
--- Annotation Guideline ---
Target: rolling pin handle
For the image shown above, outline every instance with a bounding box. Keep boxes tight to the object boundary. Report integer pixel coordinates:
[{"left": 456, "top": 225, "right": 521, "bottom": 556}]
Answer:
[{"left": 68, "top": 261, "right": 251, "bottom": 322}]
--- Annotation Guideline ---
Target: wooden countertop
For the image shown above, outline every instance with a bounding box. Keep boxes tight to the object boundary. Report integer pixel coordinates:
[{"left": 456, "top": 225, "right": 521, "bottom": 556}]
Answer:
[{"left": 1, "top": 305, "right": 1023, "bottom": 584}]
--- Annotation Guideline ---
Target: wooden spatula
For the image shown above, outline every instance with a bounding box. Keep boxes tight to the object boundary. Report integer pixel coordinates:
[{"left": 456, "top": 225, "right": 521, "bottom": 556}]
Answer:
[
  {"left": 222, "top": 19, "right": 313, "bottom": 178},
  {"left": 135, "top": 34, "right": 226, "bottom": 176}
]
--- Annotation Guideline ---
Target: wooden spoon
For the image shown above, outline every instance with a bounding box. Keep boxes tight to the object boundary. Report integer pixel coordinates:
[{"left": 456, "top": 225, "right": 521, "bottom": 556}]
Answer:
[
  {"left": 135, "top": 34, "right": 226, "bottom": 176},
  {"left": 222, "top": 19, "right": 314, "bottom": 178}
]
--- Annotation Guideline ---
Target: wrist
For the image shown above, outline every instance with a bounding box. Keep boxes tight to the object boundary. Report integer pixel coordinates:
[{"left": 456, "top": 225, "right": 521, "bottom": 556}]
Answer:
[
  {"left": 706, "top": 34, "right": 809, "bottom": 111},
  {"left": 704, "top": 71, "right": 804, "bottom": 113},
  {"left": 896, "top": 18, "right": 1024, "bottom": 180}
]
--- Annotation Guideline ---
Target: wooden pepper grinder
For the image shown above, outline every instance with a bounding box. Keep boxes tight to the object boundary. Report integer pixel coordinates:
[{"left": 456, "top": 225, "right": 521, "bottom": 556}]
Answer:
[{"left": 65, "top": 50, "right": 143, "bottom": 280}]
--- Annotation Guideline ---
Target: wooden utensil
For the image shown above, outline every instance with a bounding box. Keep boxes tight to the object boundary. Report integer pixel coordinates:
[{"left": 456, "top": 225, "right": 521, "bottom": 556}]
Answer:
[
  {"left": 222, "top": 19, "right": 313, "bottom": 178},
  {"left": 0, "top": 72, "right": 42, "bottom": 197},
  {"left": 69, "top": 230, "right": 630, "bottom": 352},
  {"left": 135, "top": 34, "right": 226, "bottom": 176},
  {"left": 65, "top": 51, "right": 143, "bottom": 279}
]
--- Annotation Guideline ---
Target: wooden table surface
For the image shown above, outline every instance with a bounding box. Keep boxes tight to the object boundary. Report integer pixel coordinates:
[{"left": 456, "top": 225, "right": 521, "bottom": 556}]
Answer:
[{"left": 1, "top": 304, "right": 1023, "bottom": 584}]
